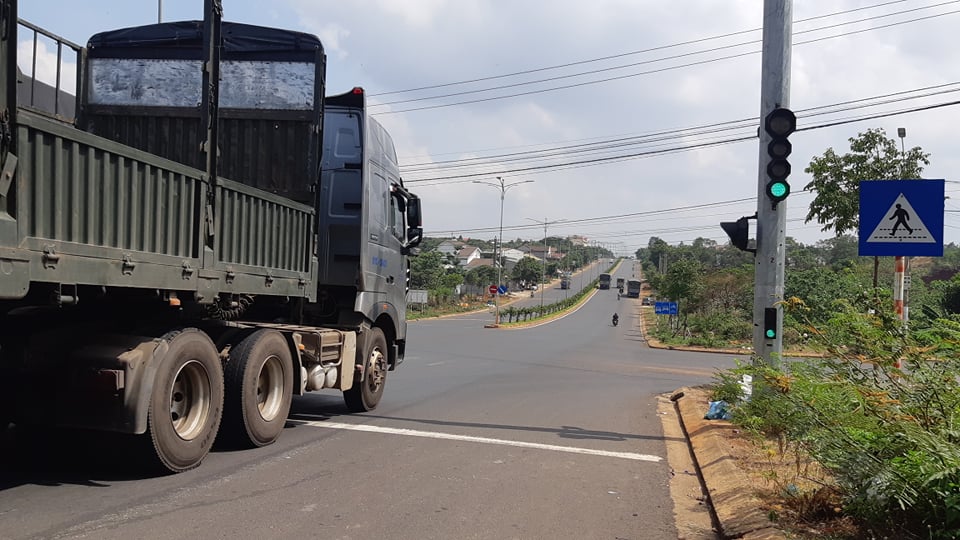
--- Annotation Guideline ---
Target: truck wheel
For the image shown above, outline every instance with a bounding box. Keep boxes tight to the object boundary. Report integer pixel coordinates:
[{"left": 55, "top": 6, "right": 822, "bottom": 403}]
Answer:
[
  {"left": 147, "top": 329, "right": 224, "bottom": 473},
  {"left": 344, "top": 328, "right": 387, "bottom": 412},
  {"left": 221, "top": 330, "right": 293, "bottom": 447}
]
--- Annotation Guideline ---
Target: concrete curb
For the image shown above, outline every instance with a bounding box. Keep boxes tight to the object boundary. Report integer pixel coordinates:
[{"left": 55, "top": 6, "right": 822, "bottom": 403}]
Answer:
[{"left": 671, "top": 388, "right": 787, "bottom": 540}]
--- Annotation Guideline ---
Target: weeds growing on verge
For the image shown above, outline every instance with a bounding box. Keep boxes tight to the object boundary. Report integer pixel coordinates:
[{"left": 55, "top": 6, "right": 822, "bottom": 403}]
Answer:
[{"left": 711, "top": 295, "right": 960, "bottom": 539}]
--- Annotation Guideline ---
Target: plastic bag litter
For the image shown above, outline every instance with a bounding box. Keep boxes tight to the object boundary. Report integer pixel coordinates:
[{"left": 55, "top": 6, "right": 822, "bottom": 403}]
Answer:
[{"left": 704, "top": 400, "right": 732, "bottom": 420}]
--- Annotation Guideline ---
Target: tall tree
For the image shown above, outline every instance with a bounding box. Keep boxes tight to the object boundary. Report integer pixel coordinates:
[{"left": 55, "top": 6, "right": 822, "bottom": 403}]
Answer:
[
  {"left": 409, "top": 250, "right": 445, "bottom": 290},
  {"left": 511, "top": 257, "right": 544, "bottom": 284},
  {"left": 804, "top": 128, "right": 930, "bottom": 235},
  {"left": 659, "top": 258, "right": 704, "bottom": 305},
  {"left": 805, "top": 128, "right": 930, "bottom": 288},
  {"left": 465, "top": 265, "right": 496, "bottom": 287}
]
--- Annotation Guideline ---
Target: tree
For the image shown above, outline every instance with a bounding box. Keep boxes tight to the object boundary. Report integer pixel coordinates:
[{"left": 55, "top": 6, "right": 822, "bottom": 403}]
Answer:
[
  {"left": 816, "top": 235, "right": 859, "bottom": 269},
  {"left": 659, "top": 258, "right": 704, "bottom": 305},
  {"left": 442, "top": 271, "right": 464, "bottom": 289},
  {"left": 785, "top": 237, "right": 819, "bottom": 270},
  {"left": 805, "top": 128, "right": 930, "bottom": 288},
  {"left": 409, "top": 250, "right": 445, "bottom": 290},
  {"left": 804, "top": 128, "right": 930, "bottom": 236},
  {"left": 511, "top": 257, "right": 543, "bottom": 284},
  {"left": 465, "top": 265, "right": 496, "bottom": 287}
]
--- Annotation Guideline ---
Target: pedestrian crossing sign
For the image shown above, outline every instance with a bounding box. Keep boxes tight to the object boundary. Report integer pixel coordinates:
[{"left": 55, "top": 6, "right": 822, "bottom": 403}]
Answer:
[{"left": 858, "top": 179, "right": 944, "bottom": 256}]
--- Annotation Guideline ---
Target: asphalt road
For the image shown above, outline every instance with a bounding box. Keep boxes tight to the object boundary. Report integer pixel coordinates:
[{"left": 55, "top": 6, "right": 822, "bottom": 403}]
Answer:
[
  {"left": 0, "top": 261, "right": 740, "bottom": 539},
  {"left": 496, "top": 259, "right": 616, "bottom": 313}
]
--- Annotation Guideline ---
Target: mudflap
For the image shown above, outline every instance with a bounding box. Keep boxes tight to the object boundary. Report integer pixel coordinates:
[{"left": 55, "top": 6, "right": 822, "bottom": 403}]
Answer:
[{"left": 13, "top": 330, "right": 168, "bottom": 434}]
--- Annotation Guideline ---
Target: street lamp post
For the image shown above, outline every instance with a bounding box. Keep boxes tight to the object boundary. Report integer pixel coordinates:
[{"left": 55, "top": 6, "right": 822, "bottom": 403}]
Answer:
[
  {"left": 474, "top": 177, "right": 534, "bottom": 325},
  {"left": 526, "top": 217, "right": 566, "bottom": 313}
]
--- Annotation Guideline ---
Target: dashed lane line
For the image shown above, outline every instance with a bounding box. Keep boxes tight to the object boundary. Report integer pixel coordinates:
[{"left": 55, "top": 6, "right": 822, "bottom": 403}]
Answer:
[{"left": 296, "top": 420, "right": 662, "bottom": 462}]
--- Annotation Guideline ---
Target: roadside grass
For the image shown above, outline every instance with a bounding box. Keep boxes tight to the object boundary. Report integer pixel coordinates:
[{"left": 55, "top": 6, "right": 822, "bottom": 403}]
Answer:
[
  {"left": 406, "top": 299, "right": 490, "bottom": 320},
  {"left": 708, "top": 298, "right": 960, "bottom": 539}
]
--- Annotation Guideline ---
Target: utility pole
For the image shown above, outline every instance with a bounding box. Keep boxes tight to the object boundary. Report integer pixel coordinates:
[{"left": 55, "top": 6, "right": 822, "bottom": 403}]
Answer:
[
  {"left": 541, "top": 221, "right": 547, "bottom": 312},
  {"left": 526, "top": 217, "right": 565, "bottom": 313},
  {"left": 753, "top": 0, "right": 792, "bottom": 366},
  {"left": 473, "top": 177, "right": 533, "bottom": 325}
]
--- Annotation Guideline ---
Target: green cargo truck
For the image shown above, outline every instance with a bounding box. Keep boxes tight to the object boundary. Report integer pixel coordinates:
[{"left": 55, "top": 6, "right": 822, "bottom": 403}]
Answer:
[{"left": 0, "top": 1, "right": 422, "bottom": 472}]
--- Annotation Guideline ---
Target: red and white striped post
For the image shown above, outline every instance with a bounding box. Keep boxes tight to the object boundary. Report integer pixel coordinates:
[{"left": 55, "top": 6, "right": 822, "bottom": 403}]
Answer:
[{"left": 893, "top": 255, "right": 906, "bottom": 369}]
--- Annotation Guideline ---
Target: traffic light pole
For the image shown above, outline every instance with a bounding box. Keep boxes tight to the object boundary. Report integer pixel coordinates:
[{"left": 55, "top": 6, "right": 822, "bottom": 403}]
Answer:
[{"left": 754, "top": 0, "right": 792, "bottom": 367}]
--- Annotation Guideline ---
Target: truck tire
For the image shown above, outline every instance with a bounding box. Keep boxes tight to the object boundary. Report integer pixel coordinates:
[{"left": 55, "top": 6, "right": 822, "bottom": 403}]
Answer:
[
  {"left": 146, "top": 329, "right": 224, "bottom": 473},
  {"left": 221, "top": 330, "right": 293, "bottom": 447},
  {"left": 344, "top": 328, "right": 387, "bottom": 412}
]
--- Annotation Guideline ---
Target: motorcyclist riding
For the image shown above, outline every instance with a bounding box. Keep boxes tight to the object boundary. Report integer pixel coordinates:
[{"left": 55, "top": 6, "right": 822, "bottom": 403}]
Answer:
[{"left": 612, "top": 313, "right": 619, "bottom": 326}]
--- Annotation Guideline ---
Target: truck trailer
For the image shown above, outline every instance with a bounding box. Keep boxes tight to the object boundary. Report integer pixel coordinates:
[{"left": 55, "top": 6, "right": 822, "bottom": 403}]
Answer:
[
  {"left": 0, "top": 1, "right": 422, "bottom": 472},
  {"left": 626, "top": 279, "right": 642, "bottom": 298},
  {"left": 598, "top": 273, "right": 611, "bottom": 290}
]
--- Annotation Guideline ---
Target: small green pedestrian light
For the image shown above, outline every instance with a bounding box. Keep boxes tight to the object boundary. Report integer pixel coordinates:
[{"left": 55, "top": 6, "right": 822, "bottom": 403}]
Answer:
[{"left": 763, "top": 307, "right": 778, "bottom": 340}]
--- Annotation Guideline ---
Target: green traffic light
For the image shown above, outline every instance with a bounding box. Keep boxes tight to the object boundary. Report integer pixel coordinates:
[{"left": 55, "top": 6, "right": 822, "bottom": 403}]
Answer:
[
  {"left": 768, "top": 182, "right": 788, "bottom": 198},
  {"left": 765, "top": 329, "right": 776, "bottom": 338}
]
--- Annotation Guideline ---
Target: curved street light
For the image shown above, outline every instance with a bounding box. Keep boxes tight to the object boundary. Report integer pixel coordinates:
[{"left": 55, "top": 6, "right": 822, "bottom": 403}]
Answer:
[{"left": 474, "top": 177, "right": 534, "bottom": 325}]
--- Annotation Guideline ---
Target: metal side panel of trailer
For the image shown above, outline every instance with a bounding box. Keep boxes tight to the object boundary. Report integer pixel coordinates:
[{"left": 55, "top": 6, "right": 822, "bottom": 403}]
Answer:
[{"left": 0, "top": 108, "right": 317, "bottom": 301}]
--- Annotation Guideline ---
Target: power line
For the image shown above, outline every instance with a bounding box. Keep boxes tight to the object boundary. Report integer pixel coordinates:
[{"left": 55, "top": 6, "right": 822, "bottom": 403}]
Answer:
[
  {"left": 404, "top": 96, "right": 960, "bottom": 184},
  {"left": 405, "top": 135, "right": 757, "bottom": 183},
  {"left": 368, "top": 0, "right": 911, "bottom": 98},
  {"left": 373, "top": 2, "right": 957, "bottom": 108},
  {"left": 401, "top": 82, "right": 960, "bottom": 176},
  {"left": 425, "top": 197, "right": 756, "bottom": 236},
  {"left": 373, "top": 7, "right": 960, "bottom": 115}
]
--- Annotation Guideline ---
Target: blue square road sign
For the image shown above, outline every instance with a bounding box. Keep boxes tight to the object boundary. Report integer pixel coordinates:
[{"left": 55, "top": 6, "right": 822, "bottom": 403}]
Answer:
[{"left": 859, "top": 179, "right": 944, "bottom": 257}]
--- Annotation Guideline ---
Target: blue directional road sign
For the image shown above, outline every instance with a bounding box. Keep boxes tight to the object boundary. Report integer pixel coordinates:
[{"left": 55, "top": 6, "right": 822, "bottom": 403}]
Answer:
[
  {"left": 497, "top": 285, "right": 508, "bottom": 295},
  {"left": 655, "top": 301, "right": 678, "bottom": 315},
  {"left": 859, "top": 179, "right": 944, "bottom": 257}
]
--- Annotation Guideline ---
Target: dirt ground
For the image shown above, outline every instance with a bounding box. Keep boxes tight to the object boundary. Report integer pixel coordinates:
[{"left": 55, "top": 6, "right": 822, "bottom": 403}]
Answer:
[
  {"left": 681, "top": 387, "right": 863, "bottom": 539},
  {"left": 634, "top": 291, "right": 864, "bottom": 539}
]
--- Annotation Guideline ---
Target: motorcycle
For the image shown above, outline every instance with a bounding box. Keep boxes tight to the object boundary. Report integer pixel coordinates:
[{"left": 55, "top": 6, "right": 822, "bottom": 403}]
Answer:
[{"left": 612, "top": 315, "right": 619, "bottom": 327}]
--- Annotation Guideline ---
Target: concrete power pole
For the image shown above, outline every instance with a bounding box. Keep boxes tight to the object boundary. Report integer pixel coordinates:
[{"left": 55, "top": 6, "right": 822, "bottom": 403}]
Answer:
[{"left": 754, "top": 0, "right": 792, "bottom": 366}]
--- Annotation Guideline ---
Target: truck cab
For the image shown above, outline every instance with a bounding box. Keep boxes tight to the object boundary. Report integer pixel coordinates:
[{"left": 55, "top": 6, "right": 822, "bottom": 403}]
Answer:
[{"left": 315, "top": 88, "right": 422, "bottom": 367}]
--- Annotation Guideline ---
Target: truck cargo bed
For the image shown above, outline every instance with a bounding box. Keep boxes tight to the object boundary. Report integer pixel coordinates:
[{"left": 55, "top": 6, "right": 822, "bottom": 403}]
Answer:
[{"left": 0, "top": 109, "right": 317, "bottom": 301}]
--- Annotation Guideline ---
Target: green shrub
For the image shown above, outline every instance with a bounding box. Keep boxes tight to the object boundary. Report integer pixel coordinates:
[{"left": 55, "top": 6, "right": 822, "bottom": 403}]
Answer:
[{"left": 711, "top": 303, "right": 960, "bottom": 537}]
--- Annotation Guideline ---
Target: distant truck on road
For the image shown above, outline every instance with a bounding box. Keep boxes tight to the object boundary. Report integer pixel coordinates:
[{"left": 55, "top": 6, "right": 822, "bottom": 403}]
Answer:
[
  {"left": 599, "top": 273, "right": 612, "bottom": 290},
  {"left": 627, "top": 279, "right": 642, "bottom": 298},
  {"left": 560, "top": 272, "right": 572, "bottom": 290},
  {"left": 616, "top": 278, "right": 625, "bottom": 289},
  {"left": 1, "top": 5, "right": 423, "bottom": 473}
]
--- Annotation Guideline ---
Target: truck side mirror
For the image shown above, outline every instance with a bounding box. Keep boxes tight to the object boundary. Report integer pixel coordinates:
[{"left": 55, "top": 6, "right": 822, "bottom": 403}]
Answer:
[
  {"left": 406, "top": 197, "right": 422, "bottom": 228},
  {"left": 402, "top": 227, "right": 423, "bottom": 255}
]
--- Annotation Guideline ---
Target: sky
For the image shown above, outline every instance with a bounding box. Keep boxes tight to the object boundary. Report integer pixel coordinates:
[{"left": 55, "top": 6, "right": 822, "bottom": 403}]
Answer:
[{"left": 17, "top": 0, "right": 960, "bottom": 256}]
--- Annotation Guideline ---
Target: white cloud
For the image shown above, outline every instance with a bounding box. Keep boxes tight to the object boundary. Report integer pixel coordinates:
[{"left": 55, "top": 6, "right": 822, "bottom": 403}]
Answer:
[{"left": 17, "top": 40, "right": 78, "bottom": 94}]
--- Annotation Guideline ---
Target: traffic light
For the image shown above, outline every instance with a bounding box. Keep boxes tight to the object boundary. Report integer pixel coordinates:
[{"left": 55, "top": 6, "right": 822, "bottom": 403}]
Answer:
[
  {"left": 763, "top": 108, "right": 796, "bottom": 207},
  {"left": 720, "top": 215, "right": 756, "bottom": 253},
  {"left": 763, "top": 307, "right": 778, "bottom": 340}
]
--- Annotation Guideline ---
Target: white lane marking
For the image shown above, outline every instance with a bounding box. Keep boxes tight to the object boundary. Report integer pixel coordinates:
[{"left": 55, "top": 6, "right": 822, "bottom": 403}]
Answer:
[
  {"left": 299, "top": 420, "right": 662, "bottom": 462},
  {"left": 425, "top": 361, "right": 446, "bottom": 366}
]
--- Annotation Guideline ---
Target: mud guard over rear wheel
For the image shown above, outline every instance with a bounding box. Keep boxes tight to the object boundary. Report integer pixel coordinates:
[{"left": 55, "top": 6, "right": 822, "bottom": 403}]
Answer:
[
  {"left": 146, "top": 329, "right": 224, "bottom": 473},
  {"left": 344, "top": 328, "right": 387, "bottom": 412}
]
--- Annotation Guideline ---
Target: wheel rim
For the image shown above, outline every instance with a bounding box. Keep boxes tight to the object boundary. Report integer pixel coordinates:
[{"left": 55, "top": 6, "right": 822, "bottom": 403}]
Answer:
[
  {"left": 366, "top": 347, "right": 386, "bottom": 394},
  {"left": 169, "top": 360, "right": 212, "bottom": 441},
  {"left": 256, "top": 354, "right": 285, "bottom": 421}
]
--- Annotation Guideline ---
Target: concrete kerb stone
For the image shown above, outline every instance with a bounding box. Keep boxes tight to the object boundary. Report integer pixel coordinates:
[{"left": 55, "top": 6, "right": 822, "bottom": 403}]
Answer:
[{"left": 671, "top": 387, "right": 786, "bottom": 540}]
